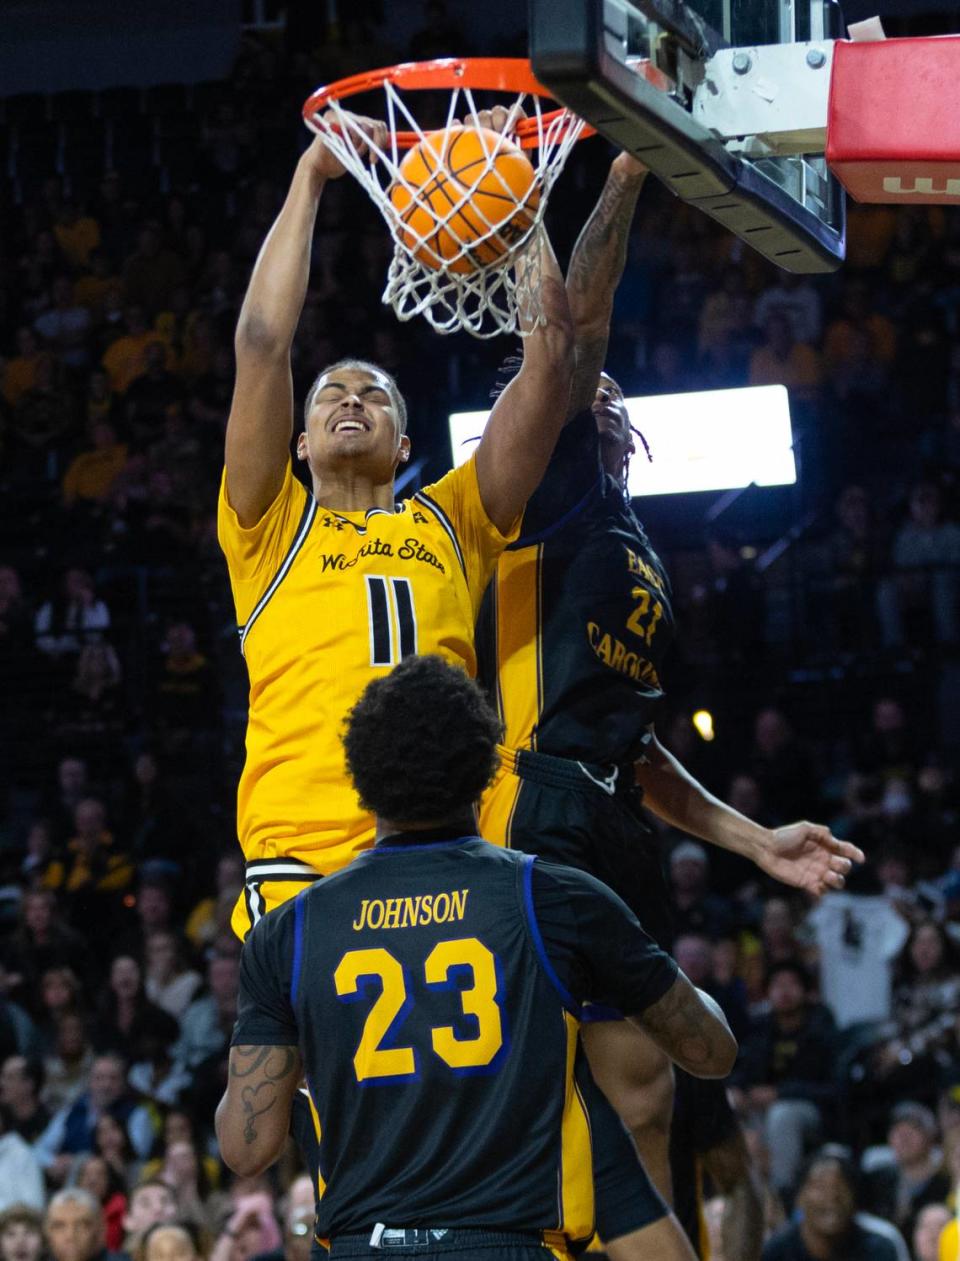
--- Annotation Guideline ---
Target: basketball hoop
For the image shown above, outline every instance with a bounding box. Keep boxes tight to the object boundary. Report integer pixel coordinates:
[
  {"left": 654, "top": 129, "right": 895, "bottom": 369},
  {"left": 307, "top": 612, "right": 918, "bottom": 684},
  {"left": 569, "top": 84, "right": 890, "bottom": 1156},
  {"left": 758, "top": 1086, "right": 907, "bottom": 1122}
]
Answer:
[{"left": 302, "top": 59, "right": 591, "bottom": 338}]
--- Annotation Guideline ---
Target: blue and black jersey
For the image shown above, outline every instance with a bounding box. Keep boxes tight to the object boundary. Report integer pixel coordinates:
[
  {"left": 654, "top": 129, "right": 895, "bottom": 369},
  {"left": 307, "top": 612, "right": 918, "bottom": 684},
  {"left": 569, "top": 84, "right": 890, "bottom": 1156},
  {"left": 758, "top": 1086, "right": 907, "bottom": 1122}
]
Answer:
[
  {"left": 233, "top": 832, "right": 677, "bottom": 1248},
  {"left": 477, "top": 409, "right": 675, "bottom": 767}
]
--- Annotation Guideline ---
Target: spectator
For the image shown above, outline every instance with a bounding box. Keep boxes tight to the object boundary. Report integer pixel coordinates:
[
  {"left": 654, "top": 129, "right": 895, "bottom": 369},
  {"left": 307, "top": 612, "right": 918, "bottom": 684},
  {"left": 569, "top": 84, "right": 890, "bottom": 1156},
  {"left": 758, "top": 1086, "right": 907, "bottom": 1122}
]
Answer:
[
  {"left": 750, "top": 708, "right": 817, "bottom": 823},
  {"left": 83, "top": 370, "right": 122, "bottom": 430},
  {"left": 1, "top": 328, "right": 41, "bottom": 409},
  {"left": 148, "top": 1141, "right": 212, "bottom": 1234},
  {"left": 0, "top": 1206, "right": 44, "bottom": 1261},
  {"left": 34, "top": 969, "right": 85, "bottom": 1052},
  {"left": 139, "top": 1110, "right": 219, "bottom": 1196},
  {"left": 120, "top": 1182, "right": 178, "bottom": 1257},
  {"left": 35, "top": 1053, "right": 155, "bottom": 1181},
  {"left": 861, "top": 1103, "right": 950, "bottom": 1239},
  {"left": 44, "top": 799, "right": 134, "bottom": 934},
  {"left": 92, "top": 1112, "right": 138, "bottom": 1192},
  {"left": 824, "top": 280, "right": 897, "bottom": 372},
  {"left": 53, "top": 202, "right": 102, "bottom": 273},
  {"left": 169, "top": 953, "right": 238, "bottom": 1073},
  {"left": 141, "top": 1224, "right": 201, "bottom": 1261},
  {"left": 151, "top": 622, "right": 220, "bottom": 768},
  {"left": 668, "top": 841, "right": 734, "bottom": 939},
  {"left": 868, "top": 920, "right": 960, "bottom": 1089},
  {"left": 74, "top": 1155, "right": 128, "bottom": 1251},
  {"left": 92, "top": 957, "right": 179, "bottom": 1065},
  {"left": 43, "top": 757, "right": 91, "bottom": 845},
  {"left": 43, "top": 1013, "right": 95, "bottom": 1113},
  {"left": 44, "top": 1188, "right": 125, "bottom": 1261},
  {"left": 101, "top": 308, "right": 168, "bottom": 396},
  {"left": 749, "top": 312, "right": 823, "bottom": 402},
  {"left": 0, "top": 1057, "right": 50, "bottom": 1142},
  {"left": 248, "top": 1176, "right": 314, "bottom": 1261},
  {"left": 57, "top": 644, "right": 125, "bottom": 770},
  {"left": 208, "top": 1195, "right": 280, "bottom": 1261},
  {"left": 61, "top": 421, "right": 129, "bottom": 511},
  {"left": 731, "top": 960, "right": 838, "bottom": 1206},
  {"left": 123, "top": 226, "right": 187, "bottom": 319},
  {"left": 34, "top": 276, "right": 93, "bottom": 370},
  {"left": 0, "top": 1106, "right": 44, "bottom": 1211},
  {"left": 818, "top": 484, "right": 889, "bottom": 654},
  {"left": 184, "top": 854, "right": 244, "bottom": 950},
  {"left": 754, "top": 271, "right": 823, "bottom": 345},
  {"left": 914, "top": 1203, "right": 951, "bottom": 1261},
  {"left": 35, "top": 571, "right": 111, "bottom": 665},
  {"left": 143, "top": 933, "right": 201, "bottom": 1022},
  {"left": 805, "top": 885, "right": 909, "bottom": 1031},
  {"left": 762, "top": 1151, "right": 900, "bottom": 1260},
  {"left": 125, "top": 342, "right": 186, "bottom": 442},
  {"left": 9, "top": 355, "right": 78, "bottom": 476},
  {"left": 878, "top": 482, "right": 960, "bottom": 650},
  {"left": 74, "top": 253, "right": 119, "bottom": 322}
]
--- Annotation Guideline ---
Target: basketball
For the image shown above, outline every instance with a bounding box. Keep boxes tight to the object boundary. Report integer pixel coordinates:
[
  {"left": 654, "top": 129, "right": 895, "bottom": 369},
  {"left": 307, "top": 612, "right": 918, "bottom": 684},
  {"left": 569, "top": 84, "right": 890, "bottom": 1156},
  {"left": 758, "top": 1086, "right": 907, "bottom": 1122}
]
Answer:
[{"left": 388, "top": 125, "right": 541, "bottom": 275}]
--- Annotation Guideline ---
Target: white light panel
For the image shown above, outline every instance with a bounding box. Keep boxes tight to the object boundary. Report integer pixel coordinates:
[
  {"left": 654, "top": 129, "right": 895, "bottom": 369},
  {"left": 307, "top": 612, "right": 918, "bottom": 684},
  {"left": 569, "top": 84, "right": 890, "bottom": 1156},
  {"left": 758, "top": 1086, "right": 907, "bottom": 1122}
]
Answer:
[{"left": 448, "top": 385, "right": 796, "bottom": 496}]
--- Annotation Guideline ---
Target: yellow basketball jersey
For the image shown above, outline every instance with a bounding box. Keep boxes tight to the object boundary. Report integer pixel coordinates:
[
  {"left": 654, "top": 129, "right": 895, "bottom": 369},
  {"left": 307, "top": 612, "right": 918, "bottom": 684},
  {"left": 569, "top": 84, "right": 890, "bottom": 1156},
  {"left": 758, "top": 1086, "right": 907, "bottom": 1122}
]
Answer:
[{"left": 218, "top": 456, "right": 515, "bottom": 935}]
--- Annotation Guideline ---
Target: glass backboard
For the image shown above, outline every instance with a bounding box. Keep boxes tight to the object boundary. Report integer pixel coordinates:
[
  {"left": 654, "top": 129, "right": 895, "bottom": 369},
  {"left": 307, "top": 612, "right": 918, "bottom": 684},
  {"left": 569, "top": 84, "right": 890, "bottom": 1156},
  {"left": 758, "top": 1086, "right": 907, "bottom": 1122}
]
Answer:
[{"left": 529, "top": 0, "right": 846, "bottom": 272}]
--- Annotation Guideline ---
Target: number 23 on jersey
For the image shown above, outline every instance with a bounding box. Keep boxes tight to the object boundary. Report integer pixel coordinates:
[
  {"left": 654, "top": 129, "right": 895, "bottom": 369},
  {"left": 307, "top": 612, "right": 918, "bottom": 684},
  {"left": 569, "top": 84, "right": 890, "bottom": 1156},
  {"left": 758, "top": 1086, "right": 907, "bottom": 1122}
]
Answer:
[{"left": 334, "top": 936, "right": 506, "bottom": 1083}]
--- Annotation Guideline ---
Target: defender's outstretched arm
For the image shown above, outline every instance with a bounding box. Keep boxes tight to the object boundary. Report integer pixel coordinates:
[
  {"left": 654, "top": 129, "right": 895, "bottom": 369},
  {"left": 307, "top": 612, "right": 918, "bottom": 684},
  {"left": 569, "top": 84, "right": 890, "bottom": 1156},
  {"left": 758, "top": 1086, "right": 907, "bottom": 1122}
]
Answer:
[{"left": 566, "top": 153, "right": 648, "bottom": 417}]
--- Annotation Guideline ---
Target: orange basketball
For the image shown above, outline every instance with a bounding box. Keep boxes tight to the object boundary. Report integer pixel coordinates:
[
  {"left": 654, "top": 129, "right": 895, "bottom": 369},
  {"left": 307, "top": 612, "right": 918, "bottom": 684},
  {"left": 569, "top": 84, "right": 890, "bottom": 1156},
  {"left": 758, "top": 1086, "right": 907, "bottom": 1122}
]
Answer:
[{"left": 389, "top": 126, "right": 540, "bottom": 275}]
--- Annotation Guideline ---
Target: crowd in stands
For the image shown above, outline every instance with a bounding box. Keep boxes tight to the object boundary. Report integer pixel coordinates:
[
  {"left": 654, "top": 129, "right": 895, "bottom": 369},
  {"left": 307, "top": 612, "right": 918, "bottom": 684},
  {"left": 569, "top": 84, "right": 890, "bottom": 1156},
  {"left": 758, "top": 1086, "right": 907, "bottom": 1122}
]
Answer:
[{"left": 2, "top": 2, "right": 960, "bottom": 1259}]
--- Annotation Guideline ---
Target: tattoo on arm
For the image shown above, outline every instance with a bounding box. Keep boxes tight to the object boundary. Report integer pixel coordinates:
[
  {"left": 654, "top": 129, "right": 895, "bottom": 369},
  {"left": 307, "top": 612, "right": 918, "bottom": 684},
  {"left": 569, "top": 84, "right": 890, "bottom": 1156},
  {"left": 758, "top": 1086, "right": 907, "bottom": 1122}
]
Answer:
[
  {"left": 566, "top": 166, "right": 646, "bottom": 415},
  {"left": 230, "top": 1045, "right": 299, "bottom": 1145},
  {"left": 639, "top": 976, "right": 717, "bottom": 1073}
]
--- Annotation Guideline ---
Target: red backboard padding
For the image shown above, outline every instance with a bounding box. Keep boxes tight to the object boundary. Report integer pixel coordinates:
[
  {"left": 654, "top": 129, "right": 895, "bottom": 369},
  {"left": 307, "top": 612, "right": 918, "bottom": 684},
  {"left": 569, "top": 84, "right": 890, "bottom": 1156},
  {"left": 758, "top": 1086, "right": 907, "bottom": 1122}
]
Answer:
[{"left": 827, "top": 35, "right": 960, "bottom": 203}]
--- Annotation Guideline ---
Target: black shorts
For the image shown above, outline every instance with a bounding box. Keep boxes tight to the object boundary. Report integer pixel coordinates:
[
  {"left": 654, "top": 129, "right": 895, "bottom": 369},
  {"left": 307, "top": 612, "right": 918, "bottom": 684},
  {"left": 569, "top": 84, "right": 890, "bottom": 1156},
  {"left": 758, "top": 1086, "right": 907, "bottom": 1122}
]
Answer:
[{"left": 482, "top": 745, "right": 675, "bottom": 950}]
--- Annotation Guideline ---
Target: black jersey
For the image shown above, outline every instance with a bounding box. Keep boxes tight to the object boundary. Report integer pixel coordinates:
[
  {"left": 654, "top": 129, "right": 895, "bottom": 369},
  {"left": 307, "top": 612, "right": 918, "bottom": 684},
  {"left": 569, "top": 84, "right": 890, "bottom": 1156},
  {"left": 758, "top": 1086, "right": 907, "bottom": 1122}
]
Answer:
[
  {"left": 476, "top": 410, "right": 675, "bottom": 766},
  {"left": 233, "top": 832, "right": 677, "bottom": 1245}
]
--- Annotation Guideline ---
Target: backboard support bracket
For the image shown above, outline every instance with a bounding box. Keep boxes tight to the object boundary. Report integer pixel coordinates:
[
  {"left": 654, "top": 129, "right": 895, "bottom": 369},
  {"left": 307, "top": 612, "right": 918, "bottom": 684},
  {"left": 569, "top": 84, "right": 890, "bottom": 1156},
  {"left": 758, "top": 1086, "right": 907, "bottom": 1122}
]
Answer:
[{"left": 529, "top": 0, "right": 845, "bottom": 272}]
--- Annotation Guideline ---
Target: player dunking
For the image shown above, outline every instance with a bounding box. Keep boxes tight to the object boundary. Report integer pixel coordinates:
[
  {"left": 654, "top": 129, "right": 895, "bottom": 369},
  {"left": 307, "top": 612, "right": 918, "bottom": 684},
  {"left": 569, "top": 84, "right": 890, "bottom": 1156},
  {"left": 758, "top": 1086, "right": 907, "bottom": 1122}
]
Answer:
[
  {"left": 216, "top": 655, "right": 738, "bottom": 1261},
  {"left": 476, "top": 143, "right": 865, "bottom": 1258},
  {"left": 219, "top": 121, "right": 574, "bottom": 938}
]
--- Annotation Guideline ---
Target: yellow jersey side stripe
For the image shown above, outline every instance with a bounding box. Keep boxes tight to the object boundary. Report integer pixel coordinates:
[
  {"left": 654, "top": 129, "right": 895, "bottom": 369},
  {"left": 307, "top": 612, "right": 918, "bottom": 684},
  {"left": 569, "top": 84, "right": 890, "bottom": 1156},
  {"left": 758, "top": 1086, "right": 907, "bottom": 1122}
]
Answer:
[
  {"left": 413, "top": 489, "right": 466, "bottom": 577},
  {"left": 239, "top": 490, "right": 317, "bottom": 656}
]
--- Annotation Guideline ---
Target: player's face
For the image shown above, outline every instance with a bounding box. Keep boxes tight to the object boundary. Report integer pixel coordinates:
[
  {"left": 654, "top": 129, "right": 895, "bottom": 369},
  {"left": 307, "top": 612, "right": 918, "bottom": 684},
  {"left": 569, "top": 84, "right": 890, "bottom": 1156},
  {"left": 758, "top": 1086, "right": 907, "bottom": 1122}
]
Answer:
[
  {"left": 301, "top": 367, "right": 410, "bottom": 482},
  {"left": 593, "top": 374, "right": 634, "bottom": 478}
]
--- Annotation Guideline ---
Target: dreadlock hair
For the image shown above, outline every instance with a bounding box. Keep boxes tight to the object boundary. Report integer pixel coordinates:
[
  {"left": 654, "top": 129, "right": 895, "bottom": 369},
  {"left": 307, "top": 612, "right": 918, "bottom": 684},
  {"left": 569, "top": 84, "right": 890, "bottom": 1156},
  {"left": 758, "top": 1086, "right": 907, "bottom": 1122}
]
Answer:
[
  {"left": 492, "top": 354, "right": 651, "bottom": 484},
  {"left": 304, "top": 358, "right": 408, "bottom": 433},
  {"left": 342, "top": 655, "right": 502, "bottom": 824}
]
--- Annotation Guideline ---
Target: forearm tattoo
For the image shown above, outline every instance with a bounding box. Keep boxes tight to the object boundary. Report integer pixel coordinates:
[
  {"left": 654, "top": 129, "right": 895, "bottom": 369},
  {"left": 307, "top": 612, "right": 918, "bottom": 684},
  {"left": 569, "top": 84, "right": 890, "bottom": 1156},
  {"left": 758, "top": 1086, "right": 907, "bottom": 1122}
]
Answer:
[
  {"left": 642, "top": 979, "right": 716, "bottom": 1072},
  {"left": 567, "top": 167, "right": 645, "bottom": 412},
  {"left": 230, "top": 1045, "right": 299, "bottom": 1144}
]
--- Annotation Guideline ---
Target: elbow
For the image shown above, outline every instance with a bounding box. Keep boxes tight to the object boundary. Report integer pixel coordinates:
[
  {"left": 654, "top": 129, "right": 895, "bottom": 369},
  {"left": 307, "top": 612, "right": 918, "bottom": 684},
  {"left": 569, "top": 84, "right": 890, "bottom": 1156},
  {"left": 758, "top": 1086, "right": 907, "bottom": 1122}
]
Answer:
[
  {"left": 221, "top": 1147, "right": 274, "bottom": 1179},
  {"left": 235, "top": 314, "right": 289, "bottom": 359},
  {"left": 702, "top": 1028, "right": 739, "bottom": 1079}
]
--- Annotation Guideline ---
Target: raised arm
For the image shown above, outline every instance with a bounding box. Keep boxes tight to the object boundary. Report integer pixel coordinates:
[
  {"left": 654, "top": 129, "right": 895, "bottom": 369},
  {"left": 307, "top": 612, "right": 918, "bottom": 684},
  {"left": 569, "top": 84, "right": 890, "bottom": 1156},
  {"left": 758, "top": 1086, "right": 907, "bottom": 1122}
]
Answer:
[
  {"left": 215, "top": 1043, "right": 303, "bottom": 1176},
  {"left": 473, "top": 229, "right": 575, "bottom": 533},
  {"left": 226, "top": 123, "right": 383, "bottom": 526},
  {"left": 632, "top": 974, "right": 737, "bottom": 1078},
  {"left": 635, "top": 729, "right": 865, "bottom": 896},
  {"left": 565, "top": 152, "right": 648, "bottom": 417}
]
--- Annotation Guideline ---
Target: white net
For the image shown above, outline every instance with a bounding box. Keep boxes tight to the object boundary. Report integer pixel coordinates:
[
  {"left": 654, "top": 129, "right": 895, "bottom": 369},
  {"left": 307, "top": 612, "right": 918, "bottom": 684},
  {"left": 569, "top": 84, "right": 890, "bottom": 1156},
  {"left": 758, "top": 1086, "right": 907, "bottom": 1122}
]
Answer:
[{"left": 304, "top": 81, "right": 584, "bottom": 338}]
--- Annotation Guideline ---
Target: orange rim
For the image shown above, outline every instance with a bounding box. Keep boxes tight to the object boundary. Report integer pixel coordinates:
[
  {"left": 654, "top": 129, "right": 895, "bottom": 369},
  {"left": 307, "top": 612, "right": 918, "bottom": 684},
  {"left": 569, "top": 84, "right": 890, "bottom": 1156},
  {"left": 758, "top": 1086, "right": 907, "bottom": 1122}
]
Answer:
[{"left": 301, "top": 57, "right": 594, "bottom": 150}]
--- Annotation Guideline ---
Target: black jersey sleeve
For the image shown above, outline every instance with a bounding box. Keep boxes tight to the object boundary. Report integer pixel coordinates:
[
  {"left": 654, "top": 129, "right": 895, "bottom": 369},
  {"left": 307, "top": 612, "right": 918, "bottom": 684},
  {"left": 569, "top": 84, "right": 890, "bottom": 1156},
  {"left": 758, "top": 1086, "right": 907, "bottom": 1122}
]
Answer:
[
  {"left": 232, "top": 898, "right": 299, "bottom": 1047},
  {"left": 515, "top": 409, "right": 602, "bottom": 543},
  {"left": 530, "top": 858, "right": 678, "bottom": 1015}
]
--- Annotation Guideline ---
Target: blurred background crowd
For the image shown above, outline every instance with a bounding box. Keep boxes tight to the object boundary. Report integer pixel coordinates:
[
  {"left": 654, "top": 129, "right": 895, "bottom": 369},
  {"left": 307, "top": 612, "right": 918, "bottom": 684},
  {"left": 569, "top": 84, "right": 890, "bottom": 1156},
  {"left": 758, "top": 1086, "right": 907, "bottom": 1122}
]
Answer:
[{"left": 2, "top": 2, "right": 960, "bottom": 1260}]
